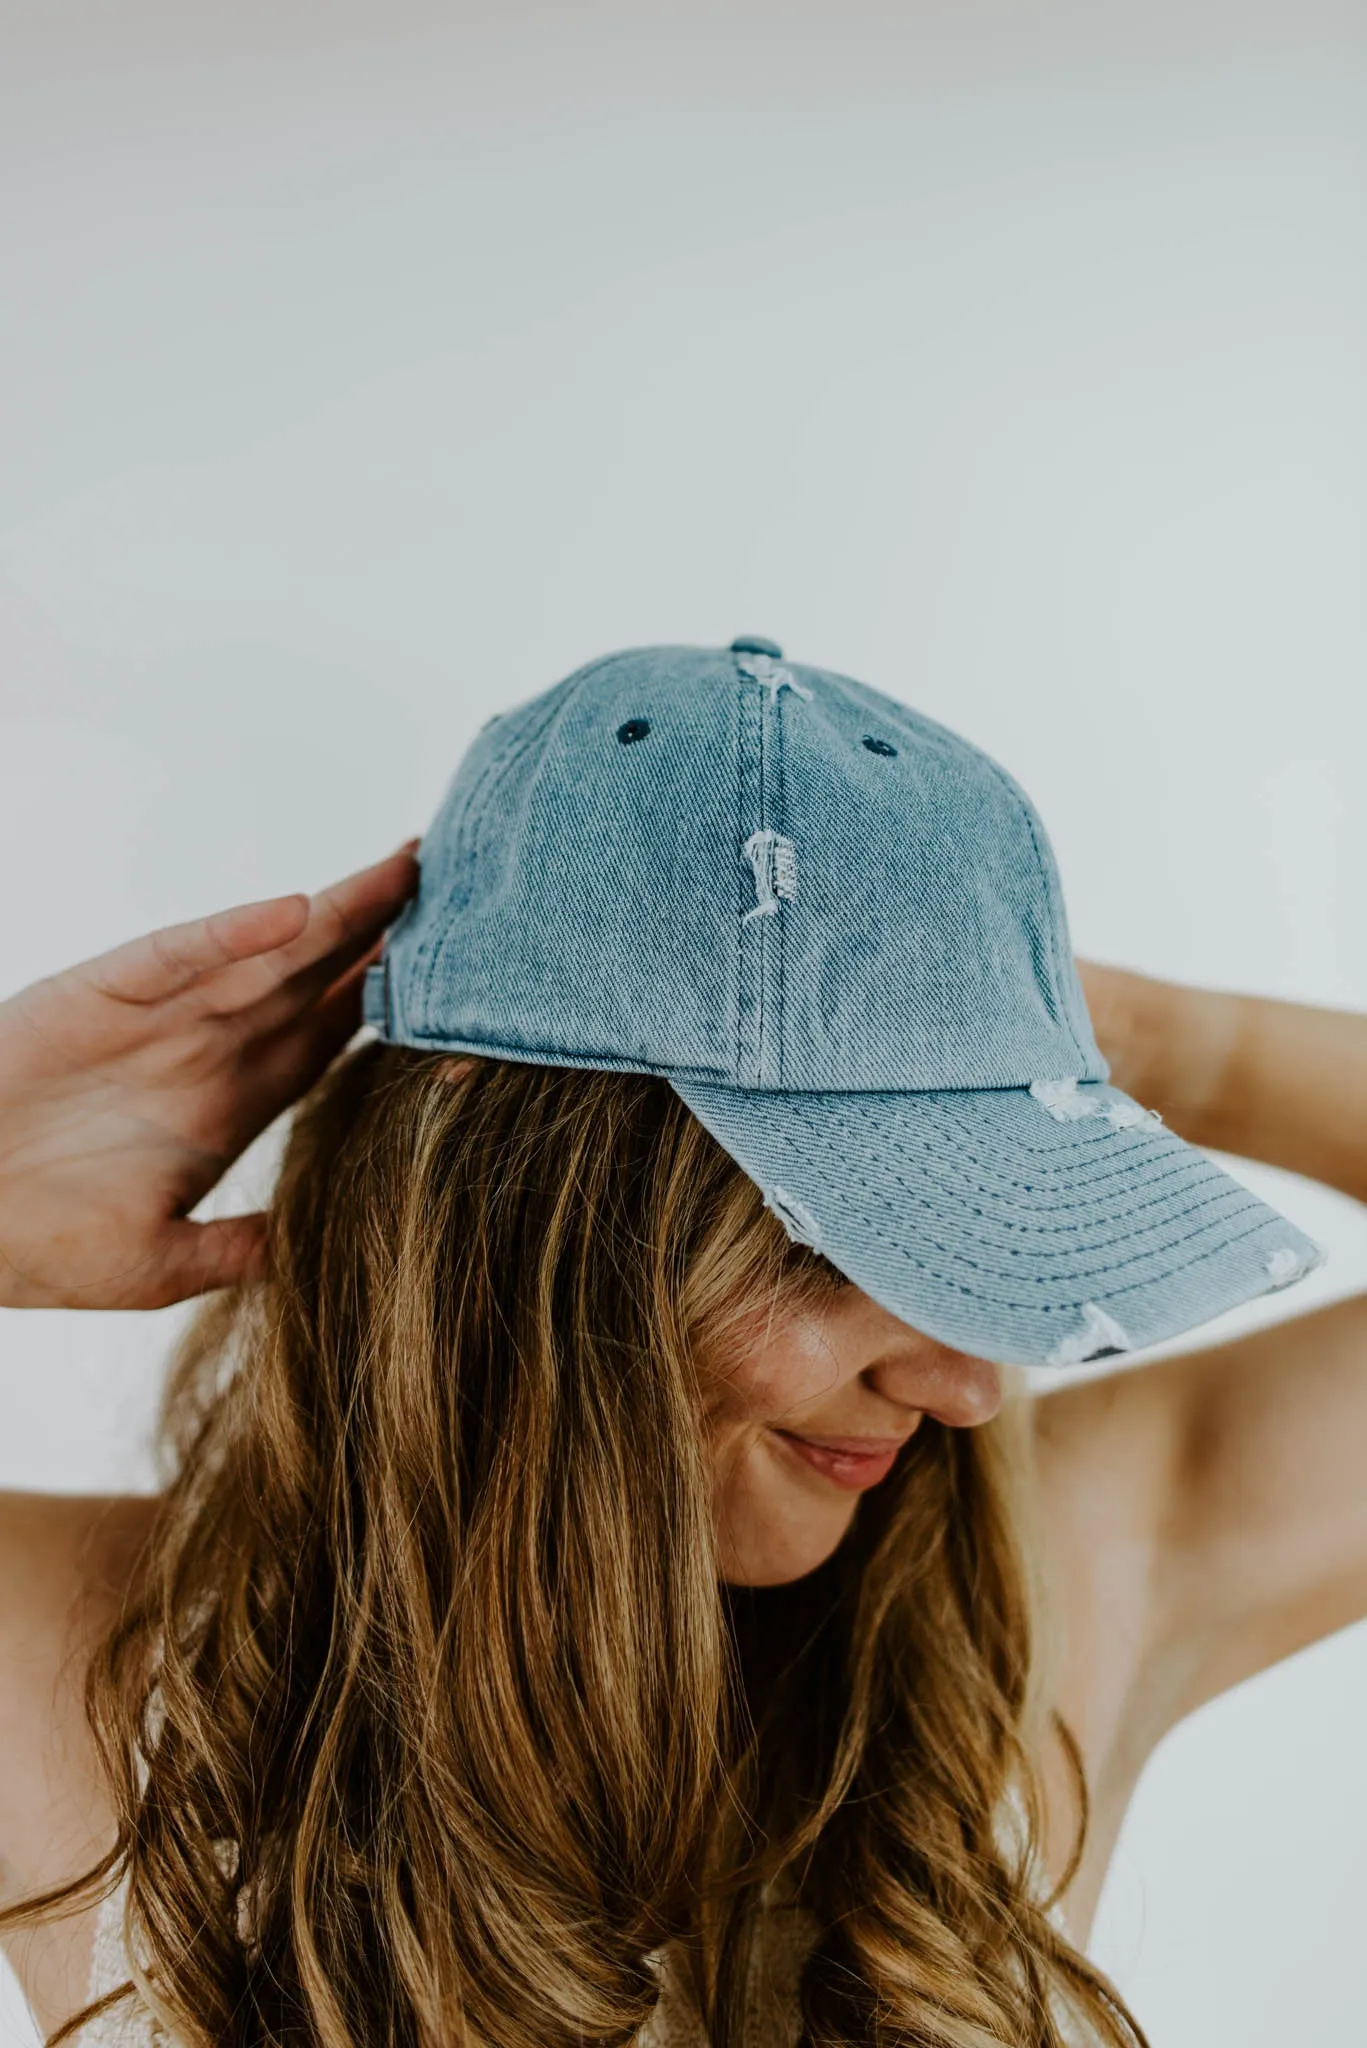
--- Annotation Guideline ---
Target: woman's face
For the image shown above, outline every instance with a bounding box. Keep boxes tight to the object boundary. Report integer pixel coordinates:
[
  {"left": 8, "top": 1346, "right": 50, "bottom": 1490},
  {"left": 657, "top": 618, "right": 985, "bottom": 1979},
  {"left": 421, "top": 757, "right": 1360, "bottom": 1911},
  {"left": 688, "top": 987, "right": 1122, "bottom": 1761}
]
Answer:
[{"left": 705, "top": 1283, "right": 1004, "bottom": 1586}]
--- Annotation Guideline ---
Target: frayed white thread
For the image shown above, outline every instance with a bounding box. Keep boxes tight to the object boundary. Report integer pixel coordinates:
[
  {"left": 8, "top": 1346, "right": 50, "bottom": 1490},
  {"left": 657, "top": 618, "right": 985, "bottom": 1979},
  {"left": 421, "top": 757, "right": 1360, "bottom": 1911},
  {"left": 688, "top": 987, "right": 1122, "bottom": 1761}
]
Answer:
[
  {"left": 1046, "top": 1301, "right": 1131, "bottom": 1367},
  {"left": 738, "top": 652, "right": 813, "bottom": 700},
  {"left": 763, "top": 1185, "right": 822, "bottom": 1251},
  {"left": 1029, "top": 1077, "right": 1163, "bottom": 1130},
  {"left": 1264, "top": 1241, "right": 1327, "bottom": 1289},
  {"left": 742, "top": 829, "right": 798, "bottom": 922}
]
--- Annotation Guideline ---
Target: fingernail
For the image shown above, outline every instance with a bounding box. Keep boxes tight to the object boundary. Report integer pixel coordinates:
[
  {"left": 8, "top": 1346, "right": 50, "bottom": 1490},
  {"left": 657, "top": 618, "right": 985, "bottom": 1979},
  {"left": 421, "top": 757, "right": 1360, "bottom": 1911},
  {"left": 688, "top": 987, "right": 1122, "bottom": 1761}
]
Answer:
[{"left": 394, "top": 836, "right": 421, "bottom": 857}]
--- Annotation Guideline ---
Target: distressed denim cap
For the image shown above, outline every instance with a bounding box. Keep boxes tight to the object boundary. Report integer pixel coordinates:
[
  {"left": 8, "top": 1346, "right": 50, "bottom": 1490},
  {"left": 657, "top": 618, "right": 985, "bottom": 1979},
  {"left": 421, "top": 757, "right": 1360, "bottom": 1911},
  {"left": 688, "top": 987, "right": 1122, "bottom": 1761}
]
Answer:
[{"left": 361, "top": 636, "right": 1326, "bottom": 1368}]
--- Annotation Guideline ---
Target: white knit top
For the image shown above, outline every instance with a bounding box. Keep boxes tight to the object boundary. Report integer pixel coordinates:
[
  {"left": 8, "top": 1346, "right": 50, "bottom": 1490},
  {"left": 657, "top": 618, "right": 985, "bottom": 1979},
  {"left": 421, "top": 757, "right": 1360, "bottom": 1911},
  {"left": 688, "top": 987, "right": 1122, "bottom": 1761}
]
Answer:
[
  {"left": 74, "top": 1847, "right": 1076, "bottom": 2047},
  {"left": 75, "top": 1868, "right": 807, "bottom": 2047}
]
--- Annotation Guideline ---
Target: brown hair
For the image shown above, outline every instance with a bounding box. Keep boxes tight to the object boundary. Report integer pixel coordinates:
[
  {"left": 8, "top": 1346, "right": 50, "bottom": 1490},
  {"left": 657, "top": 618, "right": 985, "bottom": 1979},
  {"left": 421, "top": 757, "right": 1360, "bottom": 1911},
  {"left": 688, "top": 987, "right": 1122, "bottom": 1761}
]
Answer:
[{"left": 4, "top": 1042, "right": 1148, "bottom": 2046}]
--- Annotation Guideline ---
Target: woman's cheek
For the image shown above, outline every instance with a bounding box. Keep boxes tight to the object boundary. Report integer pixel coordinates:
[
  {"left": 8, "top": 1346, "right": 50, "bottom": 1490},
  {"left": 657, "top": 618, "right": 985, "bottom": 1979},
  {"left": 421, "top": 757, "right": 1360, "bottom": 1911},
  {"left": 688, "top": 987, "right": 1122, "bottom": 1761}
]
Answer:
[{"left": 712, "top": 1427, "right": 859, "bottom": 1587}]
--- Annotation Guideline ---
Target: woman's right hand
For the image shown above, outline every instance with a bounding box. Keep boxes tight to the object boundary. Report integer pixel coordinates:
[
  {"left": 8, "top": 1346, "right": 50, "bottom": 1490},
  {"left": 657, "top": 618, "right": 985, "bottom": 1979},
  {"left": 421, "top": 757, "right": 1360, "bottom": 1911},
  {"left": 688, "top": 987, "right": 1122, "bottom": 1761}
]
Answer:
[{"left": 0, "top": 843, "right": 420, "bottom": 1311}]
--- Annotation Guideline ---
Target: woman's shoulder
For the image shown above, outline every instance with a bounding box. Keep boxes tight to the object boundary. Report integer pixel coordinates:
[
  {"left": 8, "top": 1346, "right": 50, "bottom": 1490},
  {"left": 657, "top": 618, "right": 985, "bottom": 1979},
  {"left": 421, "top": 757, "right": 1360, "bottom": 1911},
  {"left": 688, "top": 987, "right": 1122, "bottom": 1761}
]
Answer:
[
  {"left": 0, "top": 1491, "right": 158, "bottom": 1823},
  {"left": 0, "top": 1489, "right": 160, "bottom": 1649}
]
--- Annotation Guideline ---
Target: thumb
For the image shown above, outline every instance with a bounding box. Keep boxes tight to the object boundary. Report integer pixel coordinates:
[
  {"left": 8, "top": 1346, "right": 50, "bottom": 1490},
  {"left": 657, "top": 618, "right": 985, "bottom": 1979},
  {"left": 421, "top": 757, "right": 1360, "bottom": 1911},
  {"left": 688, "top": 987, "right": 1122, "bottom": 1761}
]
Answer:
[{"left": 156, "top": 1212, "right": 271, "bottom": 1305}]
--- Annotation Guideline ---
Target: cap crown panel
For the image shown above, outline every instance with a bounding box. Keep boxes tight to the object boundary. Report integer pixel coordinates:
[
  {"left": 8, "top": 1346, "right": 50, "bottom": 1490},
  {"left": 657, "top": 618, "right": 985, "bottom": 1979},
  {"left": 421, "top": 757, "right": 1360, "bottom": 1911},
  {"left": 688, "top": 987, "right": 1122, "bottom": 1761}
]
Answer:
[
  {"left": 394, "top": 649, "right": 743, "bottom": 1075},
  {"left": 776, "top": 668, "right": 1104, "bottom": 1089}
]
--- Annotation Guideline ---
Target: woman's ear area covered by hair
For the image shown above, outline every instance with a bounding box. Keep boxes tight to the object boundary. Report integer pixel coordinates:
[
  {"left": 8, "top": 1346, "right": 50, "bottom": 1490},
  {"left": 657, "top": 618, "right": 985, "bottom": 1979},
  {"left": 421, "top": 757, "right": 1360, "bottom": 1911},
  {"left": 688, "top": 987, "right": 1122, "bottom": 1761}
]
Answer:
[{"left": 433, "top": 1055, "right": 477, "bottom": 1086}]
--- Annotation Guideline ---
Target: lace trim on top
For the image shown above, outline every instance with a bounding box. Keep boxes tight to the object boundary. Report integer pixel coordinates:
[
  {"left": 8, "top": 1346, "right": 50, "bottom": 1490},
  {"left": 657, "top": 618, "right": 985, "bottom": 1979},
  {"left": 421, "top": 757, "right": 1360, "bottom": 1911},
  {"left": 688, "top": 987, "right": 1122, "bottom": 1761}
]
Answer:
[
  {"left": 79, "top": 1880, "right": 164, "bottom": 2048},
  {"left": 73, "top": 1875, "right": 805, "bottom": 2048},
  {"left": 76, "top": 1855, "right": 1076, "bottom": 2048}
]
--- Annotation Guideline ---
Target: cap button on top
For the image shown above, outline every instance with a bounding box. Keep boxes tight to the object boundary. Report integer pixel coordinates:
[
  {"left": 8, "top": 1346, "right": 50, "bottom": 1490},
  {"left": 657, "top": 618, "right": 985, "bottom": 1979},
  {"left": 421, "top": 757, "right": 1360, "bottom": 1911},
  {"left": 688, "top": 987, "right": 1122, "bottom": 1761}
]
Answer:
[{"left": 730, "top": 634, "right": 783, "bottom": 659}]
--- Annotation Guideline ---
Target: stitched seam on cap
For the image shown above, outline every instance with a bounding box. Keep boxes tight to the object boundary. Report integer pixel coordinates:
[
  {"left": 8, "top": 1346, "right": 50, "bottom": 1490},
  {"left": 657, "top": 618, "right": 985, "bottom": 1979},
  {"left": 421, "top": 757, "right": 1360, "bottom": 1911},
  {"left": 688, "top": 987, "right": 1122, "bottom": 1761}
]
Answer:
[
  {"left": 829, "top": 1195, "right": 1280, "bottom": 1312},
  {"left": 827, "top": 1111, "right": 1226, "bottom": 1211},
  {"left": 793, "top": 1098, "right": 1205, "bottom": 1205},
  {"left": 784, "top": 1102, "right": 1261, "bottom": 1272},
  {"left": 419, "top": 700, "right": 555, "bottom": 951},
  {"left": 776, "top": 680, "right": 788, "bottom": 1088},
  {"left": 443, "top": 684, "right": 579, "bottom": 921},
  {"left": 416, "top": 714, "right": 545, "bottom": 1011},
  {"left": 416, "top": 656, "right": 618, "bottom": 1021},
  {"left": 890, "top": 1106, "right": 1192, "bottom": 1193},
  {"left": 755, "top": 680, "right": 767, "bottom": 1074},
  {"left": 392, "top": 1030, "right": 732, "bottom": 1077},
  {"left": 863, "top": 1152, "right": 1255, "bottom": 1256},
  {"left": 466, "top": 676, "right": 585, "bottom": 892},
  {"left": 978, "top": 755, "right": 1091, "bottom": 1071},
  {"left": 901, "top": 1092, "right": 1179, "bottom": 1169},
  {"left": 860, "top": 1143, "right": 1255, "bottom": 1245},
  {"left": 734, "top": 679, "right": 745, "bottom": 1084}
]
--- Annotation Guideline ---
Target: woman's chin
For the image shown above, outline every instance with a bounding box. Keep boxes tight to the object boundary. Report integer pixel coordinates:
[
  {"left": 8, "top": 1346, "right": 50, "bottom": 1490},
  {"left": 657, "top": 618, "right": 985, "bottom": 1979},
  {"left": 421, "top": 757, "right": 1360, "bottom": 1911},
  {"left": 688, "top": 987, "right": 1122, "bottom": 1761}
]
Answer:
[{"left": 716, "top": 1496, "right": 858, "bottom": 1586}]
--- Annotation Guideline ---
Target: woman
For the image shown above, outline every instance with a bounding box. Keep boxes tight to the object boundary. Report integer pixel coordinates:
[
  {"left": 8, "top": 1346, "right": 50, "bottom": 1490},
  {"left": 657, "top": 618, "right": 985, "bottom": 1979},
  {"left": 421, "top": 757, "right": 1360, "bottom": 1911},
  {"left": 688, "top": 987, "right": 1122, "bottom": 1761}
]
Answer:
[{"left": 1, "top": 638, "right": 1363, "bottom": 2048}]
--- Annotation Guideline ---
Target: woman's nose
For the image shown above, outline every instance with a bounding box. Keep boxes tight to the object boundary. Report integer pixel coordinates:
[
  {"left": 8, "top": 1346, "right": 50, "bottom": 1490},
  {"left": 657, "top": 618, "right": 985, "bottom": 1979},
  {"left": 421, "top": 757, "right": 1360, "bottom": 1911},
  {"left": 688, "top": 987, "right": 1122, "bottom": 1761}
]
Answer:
[{"left": 869, "top": 1343, "right": 1003, "bottom": 1428}]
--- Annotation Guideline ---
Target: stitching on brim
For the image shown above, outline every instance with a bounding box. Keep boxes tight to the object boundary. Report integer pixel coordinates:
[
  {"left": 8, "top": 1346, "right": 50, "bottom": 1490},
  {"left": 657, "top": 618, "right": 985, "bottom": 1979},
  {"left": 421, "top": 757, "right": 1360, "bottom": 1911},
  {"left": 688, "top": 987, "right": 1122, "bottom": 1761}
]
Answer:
[
  {"left": 864, "top": 1119, "right": 1212, "bottom": 1220},
  {"left": 819, "top": 1192, "right": 1289, "bottom": 1314},
  {"left": 868, "top": 1150, "right": 1255, "bottom": 1252},
  {"left": 791, "top": 1096, "right": 1239, "bottom": 1223},
  {"left": 780, "top": 1100, "right": 1268, "bottom": 1293}
]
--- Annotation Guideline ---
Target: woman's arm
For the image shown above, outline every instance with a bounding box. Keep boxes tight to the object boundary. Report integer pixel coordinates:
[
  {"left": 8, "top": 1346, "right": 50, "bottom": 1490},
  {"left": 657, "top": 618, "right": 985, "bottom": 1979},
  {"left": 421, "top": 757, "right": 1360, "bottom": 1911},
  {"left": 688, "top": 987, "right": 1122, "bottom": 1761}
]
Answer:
[
  {"left": 1080, "top": 960, "right": 1367, "bottom": 1204},
  {"left": 1039, "top": 963, "right": 1367, "bottom": 1816}
]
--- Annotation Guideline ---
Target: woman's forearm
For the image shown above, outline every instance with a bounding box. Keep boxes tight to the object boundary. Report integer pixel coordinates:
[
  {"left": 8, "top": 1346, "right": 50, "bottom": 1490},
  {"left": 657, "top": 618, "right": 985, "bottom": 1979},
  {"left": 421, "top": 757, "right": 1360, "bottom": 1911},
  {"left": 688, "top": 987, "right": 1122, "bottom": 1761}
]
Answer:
[
  {"left": 1204, "top": 989, "right": 1367, "bottom": 1204},
  {"left": 1077, "top": 961, "right": 1367, "bottom": 1206}
]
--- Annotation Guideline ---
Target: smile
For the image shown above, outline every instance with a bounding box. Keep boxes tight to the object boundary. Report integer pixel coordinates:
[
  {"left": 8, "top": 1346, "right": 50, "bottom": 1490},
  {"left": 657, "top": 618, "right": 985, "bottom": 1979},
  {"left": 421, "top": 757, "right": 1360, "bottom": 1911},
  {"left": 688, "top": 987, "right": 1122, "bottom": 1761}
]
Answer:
[{"left": 771, "top": 1430, "right": 909, "bottom": 1492}]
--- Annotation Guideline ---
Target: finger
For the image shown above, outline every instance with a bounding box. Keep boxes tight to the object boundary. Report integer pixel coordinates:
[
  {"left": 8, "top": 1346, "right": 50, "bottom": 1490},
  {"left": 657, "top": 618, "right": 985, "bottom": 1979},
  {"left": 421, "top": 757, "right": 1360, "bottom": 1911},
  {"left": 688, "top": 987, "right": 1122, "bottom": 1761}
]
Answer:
[
  {"left": 243, "top": 912, "right": 390, "bottom": 1036},
  {"left": 71, "top": 843, "right": 420, "bottom": 1016},
  {"left": 153, "top": 1212, "right": 271, "bottom": 1305},
  {"left": 239, "top": 937, "right": 400, "bottom": 1124},
  {"left": 269, "top": 949, "right": 385, "bottom": 1087},
  {"left": 72, "top": 894, "right": 313, "bottom": 1008},
  {"left": 195, "top": 846, "right": 421, "bottom": 1020},
  {"left": 286, "top": 932, "right": 384, "bottom": 1061}
]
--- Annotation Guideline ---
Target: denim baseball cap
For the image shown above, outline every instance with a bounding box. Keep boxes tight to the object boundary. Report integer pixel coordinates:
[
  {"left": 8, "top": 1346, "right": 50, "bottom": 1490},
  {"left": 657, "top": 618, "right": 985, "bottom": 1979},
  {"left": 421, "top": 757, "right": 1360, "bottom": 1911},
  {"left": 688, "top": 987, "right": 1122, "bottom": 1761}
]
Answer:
[{"left": 361, "top": 636, "right": 1325, "bottom": 1368}]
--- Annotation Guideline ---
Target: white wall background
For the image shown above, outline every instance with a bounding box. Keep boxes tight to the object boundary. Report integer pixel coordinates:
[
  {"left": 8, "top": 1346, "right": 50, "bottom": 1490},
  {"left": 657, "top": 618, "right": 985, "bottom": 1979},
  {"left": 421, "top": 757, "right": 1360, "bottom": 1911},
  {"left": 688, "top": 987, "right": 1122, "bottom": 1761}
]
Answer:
[{"left": 2, "top": 2, "right": 1366, "bottom": 2039}]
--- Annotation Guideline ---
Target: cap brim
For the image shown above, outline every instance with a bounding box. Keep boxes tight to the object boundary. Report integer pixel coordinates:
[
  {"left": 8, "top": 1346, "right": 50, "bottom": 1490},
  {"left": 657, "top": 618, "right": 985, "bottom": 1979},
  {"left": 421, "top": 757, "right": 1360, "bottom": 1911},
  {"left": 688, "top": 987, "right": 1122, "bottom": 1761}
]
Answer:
[{"left": 668, "top": 1076, "right": 1326, "bottom": 1368}]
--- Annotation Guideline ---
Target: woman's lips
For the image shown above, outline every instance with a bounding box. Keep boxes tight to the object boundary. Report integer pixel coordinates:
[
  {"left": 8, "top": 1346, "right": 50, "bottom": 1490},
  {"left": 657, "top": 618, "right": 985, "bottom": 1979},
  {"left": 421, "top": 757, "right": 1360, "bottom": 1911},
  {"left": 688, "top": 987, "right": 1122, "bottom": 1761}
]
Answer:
[{"left": 771, "top": 1430, "right": 910, "bottom": 1492}]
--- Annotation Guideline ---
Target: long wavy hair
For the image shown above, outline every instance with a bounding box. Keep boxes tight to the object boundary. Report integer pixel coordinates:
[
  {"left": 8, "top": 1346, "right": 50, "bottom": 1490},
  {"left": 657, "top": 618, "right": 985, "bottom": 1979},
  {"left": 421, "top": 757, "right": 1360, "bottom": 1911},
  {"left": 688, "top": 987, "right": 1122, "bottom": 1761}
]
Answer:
[{"left": 5, "top": 1039, "right": 1148, "bottom": 2047}]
